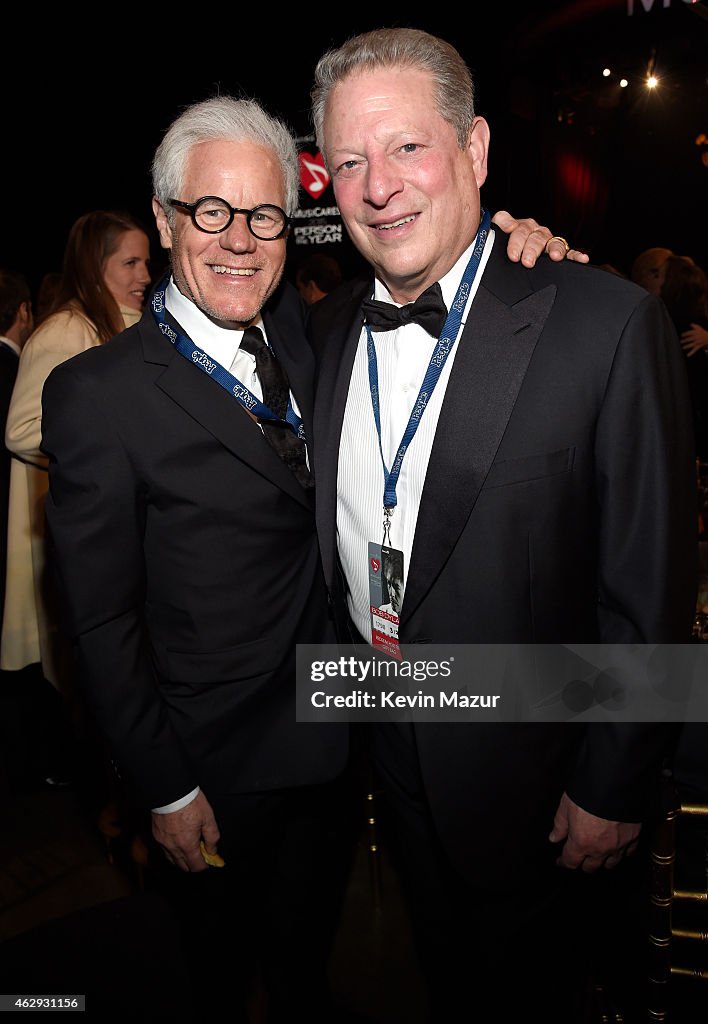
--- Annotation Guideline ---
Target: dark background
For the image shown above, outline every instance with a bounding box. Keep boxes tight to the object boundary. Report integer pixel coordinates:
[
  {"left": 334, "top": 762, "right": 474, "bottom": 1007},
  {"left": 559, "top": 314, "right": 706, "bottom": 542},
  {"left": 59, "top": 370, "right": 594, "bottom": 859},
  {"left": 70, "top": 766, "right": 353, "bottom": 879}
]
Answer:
[{"left": 3, "top": 2, "right": 706, "bottom": 295}]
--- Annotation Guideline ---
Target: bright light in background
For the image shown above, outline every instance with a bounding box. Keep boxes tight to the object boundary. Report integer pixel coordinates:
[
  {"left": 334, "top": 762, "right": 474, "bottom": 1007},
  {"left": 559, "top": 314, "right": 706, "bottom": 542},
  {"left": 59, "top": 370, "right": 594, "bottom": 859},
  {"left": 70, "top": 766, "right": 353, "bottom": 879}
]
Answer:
[
  {"left": 602, "top": 68, "right": 611, "bottom": 77},
  {"left": 620, "top": 78, "right": 629, "bottom": 88},
  {"left": 645, "top": 47, "right": 658, "bottom": 91}
]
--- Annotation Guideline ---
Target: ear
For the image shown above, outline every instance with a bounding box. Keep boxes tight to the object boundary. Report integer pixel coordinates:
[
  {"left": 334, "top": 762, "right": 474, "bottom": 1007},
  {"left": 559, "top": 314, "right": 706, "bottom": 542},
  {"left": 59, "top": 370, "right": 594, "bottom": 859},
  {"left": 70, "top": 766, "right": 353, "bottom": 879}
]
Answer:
[
  {"left": 467, "top": 117, "right": 490, "bottom": 189},
  {"left": 152, "top": 197, "right": 174, "bottom": 251}
]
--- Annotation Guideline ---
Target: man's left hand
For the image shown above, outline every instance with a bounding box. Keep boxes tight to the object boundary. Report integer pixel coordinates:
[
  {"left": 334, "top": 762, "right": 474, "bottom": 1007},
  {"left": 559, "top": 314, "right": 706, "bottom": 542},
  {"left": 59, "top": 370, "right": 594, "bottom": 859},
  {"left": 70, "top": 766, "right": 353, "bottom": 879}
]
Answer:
[
  {"left": 549, "top": 791, "right": 641, "bottom": 872},
  {"left": 493, "top": 210, "right": 590, "bottom": 267},
  {"left": 151, "top": 790, "right": 221, "bottom": 873}
]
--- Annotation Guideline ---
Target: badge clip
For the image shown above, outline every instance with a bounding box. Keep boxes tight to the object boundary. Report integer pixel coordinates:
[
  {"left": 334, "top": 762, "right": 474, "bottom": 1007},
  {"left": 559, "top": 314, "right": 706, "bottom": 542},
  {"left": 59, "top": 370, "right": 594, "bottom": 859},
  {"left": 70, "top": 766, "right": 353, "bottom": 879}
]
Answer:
[{"left": 382, "top": 506, "right": 393, "bottom": 546}]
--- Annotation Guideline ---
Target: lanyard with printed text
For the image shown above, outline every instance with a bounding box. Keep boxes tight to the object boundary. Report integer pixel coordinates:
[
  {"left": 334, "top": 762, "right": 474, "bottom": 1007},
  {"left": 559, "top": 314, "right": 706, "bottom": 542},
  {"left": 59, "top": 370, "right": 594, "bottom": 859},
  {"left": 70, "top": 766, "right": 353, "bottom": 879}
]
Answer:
[
  {"left": 367, "top": 209, "right": 491, "bottom": 543},
  {"left": 150, "top": 277, "right": 306, "bottom": 440}
]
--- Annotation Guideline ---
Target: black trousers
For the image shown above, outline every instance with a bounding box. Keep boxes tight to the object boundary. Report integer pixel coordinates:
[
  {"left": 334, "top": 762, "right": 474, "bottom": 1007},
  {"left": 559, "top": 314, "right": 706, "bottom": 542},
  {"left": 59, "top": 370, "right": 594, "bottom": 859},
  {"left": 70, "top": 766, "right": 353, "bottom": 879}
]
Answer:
[
  {"left": 148, "top": 776, "right": 358, "bottom": 1023},
  {"left": 344, "top": 621, "right": 650, "bottom": 1021},
  {"left": 373, "top": 721, "right": 596, "bottom": 1024}
]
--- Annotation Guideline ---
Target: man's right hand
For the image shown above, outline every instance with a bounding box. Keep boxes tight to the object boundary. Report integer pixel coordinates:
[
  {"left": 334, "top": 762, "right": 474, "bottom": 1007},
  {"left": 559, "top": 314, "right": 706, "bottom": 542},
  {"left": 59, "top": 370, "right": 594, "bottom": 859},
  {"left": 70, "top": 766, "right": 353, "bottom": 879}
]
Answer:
[
  {"left": 680, "top": 322, "right": 708, "bottom": 357},
  {"left": 151, "top": 791, "right": 221, "bottom": 872}
]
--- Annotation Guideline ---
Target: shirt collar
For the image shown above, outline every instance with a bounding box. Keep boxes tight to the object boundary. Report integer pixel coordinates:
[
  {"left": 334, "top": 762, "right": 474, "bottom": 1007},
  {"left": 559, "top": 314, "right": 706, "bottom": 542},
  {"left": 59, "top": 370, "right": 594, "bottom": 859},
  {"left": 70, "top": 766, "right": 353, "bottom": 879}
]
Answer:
[
  {"left": 0, "top": 336, "right": 20, "bottom": 357},
  {"left": 373, "top": 227, "right": 496, "bottom": 323},
  {"left": 164, "top": 277, "right": 265, "bottom": 365}
]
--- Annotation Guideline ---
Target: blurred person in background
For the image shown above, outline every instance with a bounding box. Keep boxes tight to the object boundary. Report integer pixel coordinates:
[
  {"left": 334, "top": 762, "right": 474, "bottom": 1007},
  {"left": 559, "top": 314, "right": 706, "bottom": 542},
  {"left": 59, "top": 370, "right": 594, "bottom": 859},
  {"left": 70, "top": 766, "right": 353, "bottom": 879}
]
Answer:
[
  {"left": 1, "top": 210, "right": 151, "bottom": 783},
  {"left": 0, "top": 269, "right": 34, "bottom": 625},
  {"left": 630, "top": 246, "right": 673, "bottom": 297},
  {"left": 35, "top": 271, "right": 62, "bottom": 322},
  {"left": 295, "top": 252, "right": 343, "bottom": 305},
  {"left": 661, "top": 254, "right": 708, "bottom": 461},
  {"left": 631, "top": 246, "right": 708, "bottom": 358}
]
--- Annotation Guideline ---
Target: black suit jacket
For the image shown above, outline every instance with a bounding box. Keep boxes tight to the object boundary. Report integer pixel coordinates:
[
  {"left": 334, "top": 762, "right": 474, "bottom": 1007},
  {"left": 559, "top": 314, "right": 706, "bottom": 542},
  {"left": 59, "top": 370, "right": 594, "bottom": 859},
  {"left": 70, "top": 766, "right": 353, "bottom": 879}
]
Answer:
[
  {"left": 41, "top": 282, "right": 346, "bottom": 809},
  {"left": 0, "top": 341, "right": 19, "bottom": 623},
  {"left": 309, "top": 240, "right": 697, "bottom": 881}
]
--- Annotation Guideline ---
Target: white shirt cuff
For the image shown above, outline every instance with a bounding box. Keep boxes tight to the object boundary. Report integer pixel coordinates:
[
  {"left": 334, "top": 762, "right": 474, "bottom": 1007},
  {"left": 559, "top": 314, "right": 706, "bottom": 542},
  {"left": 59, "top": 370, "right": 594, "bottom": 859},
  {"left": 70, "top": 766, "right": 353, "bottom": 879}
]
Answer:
[{"left": 152, "top": 786, "right": 200, "bottom": 814}]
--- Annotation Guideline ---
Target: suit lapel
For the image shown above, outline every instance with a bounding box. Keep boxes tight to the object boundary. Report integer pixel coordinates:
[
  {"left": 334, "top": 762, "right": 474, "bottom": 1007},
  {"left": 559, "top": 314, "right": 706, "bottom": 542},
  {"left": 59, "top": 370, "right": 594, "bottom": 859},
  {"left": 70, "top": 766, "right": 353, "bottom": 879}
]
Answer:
[
  {"left": 139, "top": 302, "right": 314, "bottom": 511},
  {"left": 262, "top": 294, "right": 315, "bottom": 451},
  {"left": 402, "top": 247, "right": 557, "bottom": 624},
  {"left": 312, "top": 278, "right": 371, "bottom": 588}
]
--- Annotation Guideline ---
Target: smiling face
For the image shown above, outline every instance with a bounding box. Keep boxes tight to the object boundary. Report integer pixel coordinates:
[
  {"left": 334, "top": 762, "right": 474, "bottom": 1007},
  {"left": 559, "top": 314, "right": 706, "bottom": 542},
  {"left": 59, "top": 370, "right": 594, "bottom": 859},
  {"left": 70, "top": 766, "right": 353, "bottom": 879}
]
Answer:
[
  {"left": 152, "top": 139, "right": 288, "bottom": 328},
  {"left": 102, "top": 228, "right": 151, "bottom": 310},
  {"left": 323, "top": 67, "right": 489, "bottom": 304}
]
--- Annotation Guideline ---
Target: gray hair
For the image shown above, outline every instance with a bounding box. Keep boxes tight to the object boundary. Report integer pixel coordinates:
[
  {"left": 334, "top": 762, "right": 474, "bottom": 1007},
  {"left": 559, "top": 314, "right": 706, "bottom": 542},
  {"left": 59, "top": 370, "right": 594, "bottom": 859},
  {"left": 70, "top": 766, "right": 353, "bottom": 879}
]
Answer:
[
  {"left": 311, "top": 28, "right": 476, "bottom": 158},
  {"left": 152, "top": 95, "right": 301, "bottom": 221}
]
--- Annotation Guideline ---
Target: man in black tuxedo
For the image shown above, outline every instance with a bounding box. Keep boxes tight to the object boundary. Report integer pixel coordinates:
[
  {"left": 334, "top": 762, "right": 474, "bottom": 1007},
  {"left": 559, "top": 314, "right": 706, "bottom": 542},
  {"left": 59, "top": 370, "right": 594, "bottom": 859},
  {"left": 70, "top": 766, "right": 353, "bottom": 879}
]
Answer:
[
  {"left": 40, "top": 94, "right": 568, "bottom": 1019},
  {"left": 40, "top": 97, "right": 352, "bottom": 1022},
  {"left": 307, "top": 28, "right": 697, "bottom": 1020}
]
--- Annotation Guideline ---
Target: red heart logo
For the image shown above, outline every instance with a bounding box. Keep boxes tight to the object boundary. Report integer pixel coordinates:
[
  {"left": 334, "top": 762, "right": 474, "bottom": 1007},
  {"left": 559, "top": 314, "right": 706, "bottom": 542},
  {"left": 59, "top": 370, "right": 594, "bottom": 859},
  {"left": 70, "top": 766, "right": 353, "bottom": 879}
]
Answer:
[
  {"left": 370, "top": 559, "right": 380, "bottom": 573},
  {"left": 298, "top": 151, "right": 331, "bottom": 199}
]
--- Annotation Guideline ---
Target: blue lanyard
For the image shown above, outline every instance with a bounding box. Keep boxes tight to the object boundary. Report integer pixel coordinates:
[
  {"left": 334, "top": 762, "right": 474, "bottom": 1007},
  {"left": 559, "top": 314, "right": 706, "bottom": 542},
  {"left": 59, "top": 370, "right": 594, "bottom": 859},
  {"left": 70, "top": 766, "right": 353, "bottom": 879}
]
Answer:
[
  {"left": 150, "top": 277, "right": 305, "bottom": 440},
  {"left": 367, "top": 209, "right": 491, "bottom": 527}
]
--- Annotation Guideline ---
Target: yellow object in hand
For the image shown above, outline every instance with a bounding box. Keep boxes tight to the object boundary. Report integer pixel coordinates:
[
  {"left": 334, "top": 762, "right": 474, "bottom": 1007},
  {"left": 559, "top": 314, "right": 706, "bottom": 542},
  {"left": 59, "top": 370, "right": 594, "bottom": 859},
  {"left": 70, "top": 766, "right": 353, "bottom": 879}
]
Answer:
[{"left": 200, "top": 840, "right": 225, "bottom": 867}]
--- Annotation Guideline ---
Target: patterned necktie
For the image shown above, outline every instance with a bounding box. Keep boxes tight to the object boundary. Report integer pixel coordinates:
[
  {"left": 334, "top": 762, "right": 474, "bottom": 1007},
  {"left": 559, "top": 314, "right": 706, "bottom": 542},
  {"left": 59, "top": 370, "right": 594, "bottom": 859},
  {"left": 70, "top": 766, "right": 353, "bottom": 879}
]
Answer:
[
  {"left": 362, "top": 282, "right": 447, "bottom": 338},
  {"left": 239, "top": 326, "right": 313, "bottom": 490}
]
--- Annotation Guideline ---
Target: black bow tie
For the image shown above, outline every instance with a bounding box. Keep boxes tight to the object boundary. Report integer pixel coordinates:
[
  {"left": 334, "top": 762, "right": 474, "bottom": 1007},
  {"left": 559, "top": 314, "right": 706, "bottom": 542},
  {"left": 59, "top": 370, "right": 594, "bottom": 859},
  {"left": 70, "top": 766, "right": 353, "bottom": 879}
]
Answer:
[{"left": 362, "top": 282, "right": 447, "bottom": 338}]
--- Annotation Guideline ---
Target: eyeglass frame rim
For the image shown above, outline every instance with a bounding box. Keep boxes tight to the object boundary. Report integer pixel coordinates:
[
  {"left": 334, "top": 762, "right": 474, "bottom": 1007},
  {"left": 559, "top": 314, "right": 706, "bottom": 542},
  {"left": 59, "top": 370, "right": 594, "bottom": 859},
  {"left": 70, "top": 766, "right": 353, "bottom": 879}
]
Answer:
[{"left": 168, "top": 196, "right": 291, "bottom": 239}]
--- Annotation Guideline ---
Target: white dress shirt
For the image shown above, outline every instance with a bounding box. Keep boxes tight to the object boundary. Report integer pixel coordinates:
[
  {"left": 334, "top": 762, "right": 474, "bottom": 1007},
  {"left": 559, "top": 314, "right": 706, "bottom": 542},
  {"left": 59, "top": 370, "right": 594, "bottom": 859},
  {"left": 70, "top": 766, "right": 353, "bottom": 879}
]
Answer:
[
  {"left": 337, "top": 229, "right": 496, "bottom": 641},
  {"left": 166, "top": 277, "right": 265, "bottom": 397}
]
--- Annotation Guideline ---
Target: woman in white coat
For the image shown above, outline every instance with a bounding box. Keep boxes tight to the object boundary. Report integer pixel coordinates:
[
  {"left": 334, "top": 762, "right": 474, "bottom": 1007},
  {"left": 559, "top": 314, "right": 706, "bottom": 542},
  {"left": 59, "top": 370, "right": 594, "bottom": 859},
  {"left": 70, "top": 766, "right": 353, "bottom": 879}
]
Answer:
[{"left": 2, "top": 209, "right": 151, "bottom": 699}]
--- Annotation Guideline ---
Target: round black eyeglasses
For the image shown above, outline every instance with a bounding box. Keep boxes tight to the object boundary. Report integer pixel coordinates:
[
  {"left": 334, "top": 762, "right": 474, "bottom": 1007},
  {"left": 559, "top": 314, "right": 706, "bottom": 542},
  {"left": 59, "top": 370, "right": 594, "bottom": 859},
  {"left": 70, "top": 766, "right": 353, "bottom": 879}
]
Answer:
[{"left": 169, "top": 196, "right": 290, "bottom": 240}]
